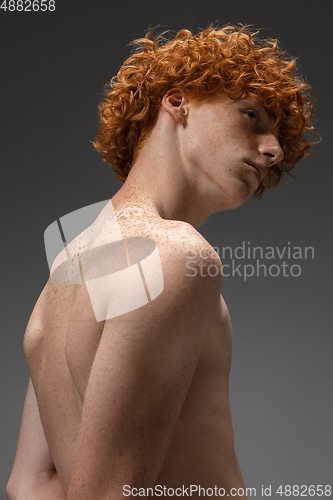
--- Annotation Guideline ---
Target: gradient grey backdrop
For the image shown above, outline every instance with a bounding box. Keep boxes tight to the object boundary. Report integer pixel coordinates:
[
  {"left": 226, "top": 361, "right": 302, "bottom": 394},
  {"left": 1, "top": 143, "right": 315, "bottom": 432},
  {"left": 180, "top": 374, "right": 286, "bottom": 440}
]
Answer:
[{"left": 1, "top": 0, "right": 331, "bottom": 497}]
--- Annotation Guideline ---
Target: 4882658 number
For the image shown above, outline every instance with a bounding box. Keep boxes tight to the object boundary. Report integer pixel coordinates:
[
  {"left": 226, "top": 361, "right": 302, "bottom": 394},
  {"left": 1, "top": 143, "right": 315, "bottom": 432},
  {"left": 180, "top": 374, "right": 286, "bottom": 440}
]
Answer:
[
  {"left": 276, "top": 484, "right": 332, "bottom": 496},
  {"left": 0, "top": 0, "right": 55, "bottom": 11}
]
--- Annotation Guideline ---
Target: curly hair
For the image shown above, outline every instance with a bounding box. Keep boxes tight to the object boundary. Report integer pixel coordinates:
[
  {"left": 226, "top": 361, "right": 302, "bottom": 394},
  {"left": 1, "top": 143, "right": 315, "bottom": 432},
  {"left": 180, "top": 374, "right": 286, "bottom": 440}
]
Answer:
[{"left": 93, "top": 25, "right": 316, "bottom": 197}]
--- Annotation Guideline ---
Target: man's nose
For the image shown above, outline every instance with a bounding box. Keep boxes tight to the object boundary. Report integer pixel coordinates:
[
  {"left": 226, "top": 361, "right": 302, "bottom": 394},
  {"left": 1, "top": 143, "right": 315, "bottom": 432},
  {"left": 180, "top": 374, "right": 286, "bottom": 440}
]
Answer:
[{"left": 258, "top": 134, "right": 284, "bottom": 166}]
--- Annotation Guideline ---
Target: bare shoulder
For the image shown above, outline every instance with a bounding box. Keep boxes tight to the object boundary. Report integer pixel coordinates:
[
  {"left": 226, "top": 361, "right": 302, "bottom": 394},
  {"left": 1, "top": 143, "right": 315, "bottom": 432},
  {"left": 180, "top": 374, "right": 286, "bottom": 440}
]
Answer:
[
  {"left": 97, "top": 206, "right": 224, "bottom": 330},
  {"left": 115, "top": 206, "right": 222, "bottom": 284},
  {"left": 113, "top": 205, "right": 221, "bottom": 262},
  {"left": 38, "top": 202, "right": 222, "bottom": 329}
]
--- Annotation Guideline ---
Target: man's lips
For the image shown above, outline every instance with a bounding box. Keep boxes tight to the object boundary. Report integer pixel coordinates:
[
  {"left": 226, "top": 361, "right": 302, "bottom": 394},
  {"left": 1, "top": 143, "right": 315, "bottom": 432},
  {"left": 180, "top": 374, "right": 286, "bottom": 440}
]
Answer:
[{"left": 245, "top": 162, "right": 267, "bottom": 183}]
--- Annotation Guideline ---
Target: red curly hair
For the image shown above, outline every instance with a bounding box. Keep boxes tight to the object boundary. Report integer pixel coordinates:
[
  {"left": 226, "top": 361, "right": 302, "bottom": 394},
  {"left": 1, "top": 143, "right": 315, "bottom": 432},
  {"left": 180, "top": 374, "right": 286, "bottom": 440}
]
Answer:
[{"left": 93, "top": 25, "right": 316, "bottom": 197}]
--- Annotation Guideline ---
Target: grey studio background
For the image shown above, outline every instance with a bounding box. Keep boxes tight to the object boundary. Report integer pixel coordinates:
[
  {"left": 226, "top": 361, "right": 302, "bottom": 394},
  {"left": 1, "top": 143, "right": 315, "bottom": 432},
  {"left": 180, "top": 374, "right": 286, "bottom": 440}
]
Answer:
[{"left": 1, "top": 0, "right": 331, "bottom": 497}]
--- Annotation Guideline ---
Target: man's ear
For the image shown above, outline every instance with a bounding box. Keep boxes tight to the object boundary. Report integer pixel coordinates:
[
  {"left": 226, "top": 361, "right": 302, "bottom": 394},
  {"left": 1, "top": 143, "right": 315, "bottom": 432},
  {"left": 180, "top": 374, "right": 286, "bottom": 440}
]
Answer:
[{"left": 161, "top": 88, "right": 189, "bottom": 124}]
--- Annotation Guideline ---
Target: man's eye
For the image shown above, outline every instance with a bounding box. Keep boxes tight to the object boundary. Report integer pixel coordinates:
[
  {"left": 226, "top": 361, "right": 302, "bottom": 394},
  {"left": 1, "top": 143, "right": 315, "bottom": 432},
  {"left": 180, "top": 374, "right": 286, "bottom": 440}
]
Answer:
[{"left": 245, "top": 110, "right": 257, "bottom": 121}]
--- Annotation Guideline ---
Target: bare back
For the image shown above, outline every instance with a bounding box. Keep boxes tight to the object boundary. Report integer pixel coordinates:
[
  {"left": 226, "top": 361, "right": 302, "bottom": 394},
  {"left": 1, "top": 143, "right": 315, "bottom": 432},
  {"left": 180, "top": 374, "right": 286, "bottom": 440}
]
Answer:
[{"left": 24, "top": 201, "right": 246, "bottom": 497}]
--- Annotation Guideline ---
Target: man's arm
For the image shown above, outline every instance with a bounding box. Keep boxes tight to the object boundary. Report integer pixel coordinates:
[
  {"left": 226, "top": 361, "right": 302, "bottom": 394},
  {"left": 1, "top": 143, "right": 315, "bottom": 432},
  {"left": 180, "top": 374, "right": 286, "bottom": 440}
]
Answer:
[
  {"left": 6, "top": 378, "right": 66, "bottom": 500},
  {"left": 67, "top": 242, "right": 222, "bottom": 499}
]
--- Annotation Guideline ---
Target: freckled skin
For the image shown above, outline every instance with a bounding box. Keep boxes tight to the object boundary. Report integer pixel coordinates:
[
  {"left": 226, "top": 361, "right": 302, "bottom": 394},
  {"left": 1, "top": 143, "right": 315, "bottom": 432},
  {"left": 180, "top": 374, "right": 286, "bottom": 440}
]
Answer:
[
  {"left": 179, "top": 93, "right": 282, "bottom": 213},
  {"left": 8, "top": 89, "right": 283, "bottom": 500},
  {"left": 24, "top": 209, "right": 245, "bottom": 497}
]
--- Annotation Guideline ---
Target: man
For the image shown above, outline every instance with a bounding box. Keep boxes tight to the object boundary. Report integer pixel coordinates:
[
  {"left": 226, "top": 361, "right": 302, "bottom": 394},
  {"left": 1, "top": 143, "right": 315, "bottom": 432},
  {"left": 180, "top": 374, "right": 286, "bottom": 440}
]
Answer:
[{"left": 7, "top": 25, "right": 314, "bottom": 499}]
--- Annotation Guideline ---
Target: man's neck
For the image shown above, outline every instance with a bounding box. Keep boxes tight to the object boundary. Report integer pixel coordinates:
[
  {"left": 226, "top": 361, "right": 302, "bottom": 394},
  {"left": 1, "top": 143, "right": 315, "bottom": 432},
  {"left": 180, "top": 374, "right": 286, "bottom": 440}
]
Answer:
[{"left": 111, "top": 145, "right": 213, "bottom": 229}]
